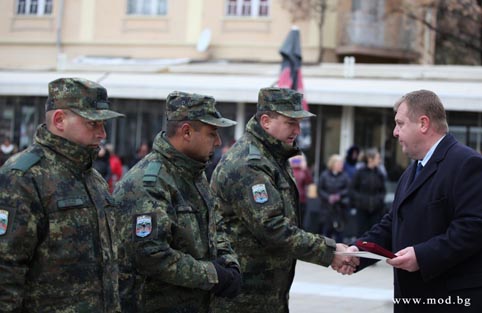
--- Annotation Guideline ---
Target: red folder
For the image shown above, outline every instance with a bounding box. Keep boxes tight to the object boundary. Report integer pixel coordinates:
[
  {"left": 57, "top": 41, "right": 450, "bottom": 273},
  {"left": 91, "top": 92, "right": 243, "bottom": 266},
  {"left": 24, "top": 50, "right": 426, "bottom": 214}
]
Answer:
[{"left": 355, "top": 240, "right": 397, "bottom": 259}]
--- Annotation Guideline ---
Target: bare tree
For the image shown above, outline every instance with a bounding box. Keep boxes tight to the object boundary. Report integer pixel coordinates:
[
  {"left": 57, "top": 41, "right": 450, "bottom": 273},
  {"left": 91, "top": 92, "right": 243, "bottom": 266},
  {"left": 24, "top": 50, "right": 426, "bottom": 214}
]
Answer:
[{"left": 389, "top": 0, "right": 481, "bottom": 65}]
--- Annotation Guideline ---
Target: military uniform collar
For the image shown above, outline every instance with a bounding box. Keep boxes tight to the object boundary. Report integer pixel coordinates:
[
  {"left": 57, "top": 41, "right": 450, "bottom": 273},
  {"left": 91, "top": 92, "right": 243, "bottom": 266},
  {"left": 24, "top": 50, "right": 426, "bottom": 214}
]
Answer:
[
  {"left": 246, "top": 116, "right": 300, "bottom": 162},
  {"left": 34, "top": 124, "right": 98, "bottom": 171},
  {"left": 153, "top": 131, "right": 206, "bottom": 177}
]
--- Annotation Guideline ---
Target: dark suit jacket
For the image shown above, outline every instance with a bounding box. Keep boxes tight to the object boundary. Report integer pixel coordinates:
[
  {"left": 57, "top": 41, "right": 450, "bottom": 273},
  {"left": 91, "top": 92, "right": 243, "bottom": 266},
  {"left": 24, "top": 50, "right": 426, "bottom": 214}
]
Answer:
[{"left": 359, "top": 134, "right": 482, "bottom": 313}]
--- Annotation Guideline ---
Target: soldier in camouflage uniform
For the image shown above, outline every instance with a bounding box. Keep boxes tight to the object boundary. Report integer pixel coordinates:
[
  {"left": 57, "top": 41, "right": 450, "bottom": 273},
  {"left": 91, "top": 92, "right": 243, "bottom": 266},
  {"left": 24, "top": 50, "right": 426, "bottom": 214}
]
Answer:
[
  {"left": 0, "top": 78, "right": 124, "bottom": 312},
  {"left": 210, "top": 87, "right": 357, "bottom": 313},
  {"left": 113, "top": 91, "right": 242, "bottom": 313}
]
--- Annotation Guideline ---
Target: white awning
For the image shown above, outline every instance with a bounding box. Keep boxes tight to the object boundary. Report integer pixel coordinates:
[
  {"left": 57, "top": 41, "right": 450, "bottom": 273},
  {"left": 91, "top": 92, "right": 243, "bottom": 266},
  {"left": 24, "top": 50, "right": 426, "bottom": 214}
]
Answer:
[{"left": 1, "top": 63, "right": 481, "bottom": 112}]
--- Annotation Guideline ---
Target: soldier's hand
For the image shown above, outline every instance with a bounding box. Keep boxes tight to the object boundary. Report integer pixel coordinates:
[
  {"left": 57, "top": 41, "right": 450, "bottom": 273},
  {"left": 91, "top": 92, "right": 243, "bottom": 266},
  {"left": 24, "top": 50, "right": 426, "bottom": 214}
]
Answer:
[
  {"left": 211, "top": 258, "right": 242, "bottom": 298},
  {"left": 331, "top": 244, "right": 359, "bottom": 275}
]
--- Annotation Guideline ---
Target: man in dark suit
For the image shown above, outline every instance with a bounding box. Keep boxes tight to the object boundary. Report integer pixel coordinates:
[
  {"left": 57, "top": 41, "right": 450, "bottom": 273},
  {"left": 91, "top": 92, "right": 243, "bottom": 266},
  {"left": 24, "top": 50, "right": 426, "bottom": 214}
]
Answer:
[{"left": 336, "top": 90, "right": 482, "bottom": 312}]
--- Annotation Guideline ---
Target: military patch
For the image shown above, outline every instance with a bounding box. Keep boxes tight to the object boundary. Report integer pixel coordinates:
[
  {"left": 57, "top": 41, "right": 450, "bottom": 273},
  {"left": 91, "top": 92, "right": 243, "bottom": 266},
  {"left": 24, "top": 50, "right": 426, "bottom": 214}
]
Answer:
[
  {"left": 252, "top": 184, "right": 268, "bottom": 203},
  {"left": 0, "top": 209, "right": 9, "bottom": 236},
  {"left": 135, "top": 215, "right": 152, "bottom": 238}
]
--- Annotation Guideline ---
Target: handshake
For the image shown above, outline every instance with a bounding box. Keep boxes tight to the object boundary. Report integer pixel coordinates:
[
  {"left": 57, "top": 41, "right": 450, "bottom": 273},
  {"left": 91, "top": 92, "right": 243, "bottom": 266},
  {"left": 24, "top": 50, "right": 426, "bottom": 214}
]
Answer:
[{"left": 331, "top": 244, "right": 360, "bottom": 275}]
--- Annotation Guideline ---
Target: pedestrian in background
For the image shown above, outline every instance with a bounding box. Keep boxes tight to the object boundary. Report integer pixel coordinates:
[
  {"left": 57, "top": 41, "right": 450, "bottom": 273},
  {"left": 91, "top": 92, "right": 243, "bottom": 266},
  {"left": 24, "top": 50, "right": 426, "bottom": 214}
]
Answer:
[
  {"left": 93, "top": 142, "right": 112, "bottom": 182},
  {"left": 105, "top": 143, "right": 123, "bottom": 193},
  {"left": 210, "top": 87, "right": 357, "bottom": 313},
  {"left": 349, "top": 148, "right": 386, "bottom": 236},
  {"left": 113, "top": 91, "right": 241, "bottom": 312},
  {"left": 289, "top": 153, "right": 313, "bottom": 224},
  {"left": 318, "top": 154, "right": 350, "bottom": 242},
  {"left": 128, "top": 141, "right": 150, "bottom": 168},
  {"left": 0, "top": 77, "right": 124, "bottom": 312},
  {"left": 0, "top": 137, "right": 18, "bottom": 166},
  {"left": 343, "top": 145, "right": 360, "bottom": 180}
]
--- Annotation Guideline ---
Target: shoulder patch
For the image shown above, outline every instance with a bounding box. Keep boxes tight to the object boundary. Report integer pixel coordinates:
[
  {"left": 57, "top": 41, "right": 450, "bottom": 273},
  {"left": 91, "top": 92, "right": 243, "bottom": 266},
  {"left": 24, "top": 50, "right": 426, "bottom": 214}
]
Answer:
[
  {"left": 0, "top": 209, "right": 9, "bottom": 236},
  {"left": 248, "top": 144, "right": 261, "bottom": 160},
  {"left": 10, "top": 151, "right": 42, "bottom": 173},
  {"left": 133, "top": 213, "right": 157, "bottom": 240},
  {"left": 252, "top": 184, "right": 268, "bottom": 203},
  {"left": 135, "top": 215, "right": 152, "bottom": 237},
  {"left": 143, "top": 161, "right": 162, "bottom": 184}
]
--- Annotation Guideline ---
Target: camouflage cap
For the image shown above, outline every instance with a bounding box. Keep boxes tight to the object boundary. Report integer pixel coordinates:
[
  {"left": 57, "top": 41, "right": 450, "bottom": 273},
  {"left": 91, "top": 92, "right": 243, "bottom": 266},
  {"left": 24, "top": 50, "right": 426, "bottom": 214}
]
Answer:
[
  {"left": 45, "top": 77, "right": 125, "bottom": 121},
  {"left": 166, "top": 91, "right": 236, "bottom": 127},
  {"left": 257, "top": 87, "right": 315, "bottom": 118}
]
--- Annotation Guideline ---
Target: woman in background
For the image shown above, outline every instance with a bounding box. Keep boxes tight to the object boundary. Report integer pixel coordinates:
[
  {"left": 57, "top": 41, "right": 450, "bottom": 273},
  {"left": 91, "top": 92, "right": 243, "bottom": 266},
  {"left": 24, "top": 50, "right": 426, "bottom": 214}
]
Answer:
[{"left": 318, "top": 154, "right": 350, "bottom": 242}]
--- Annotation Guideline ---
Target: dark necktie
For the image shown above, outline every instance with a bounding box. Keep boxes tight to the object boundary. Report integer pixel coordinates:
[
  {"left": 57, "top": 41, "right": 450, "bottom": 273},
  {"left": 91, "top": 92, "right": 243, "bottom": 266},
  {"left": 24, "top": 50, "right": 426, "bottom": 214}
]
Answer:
[
  {"left": 414, "top": 162, "right": 423, "bottom": 180},
  {"left": 408, "top": 162, "right": 423, "bottom": 188}
]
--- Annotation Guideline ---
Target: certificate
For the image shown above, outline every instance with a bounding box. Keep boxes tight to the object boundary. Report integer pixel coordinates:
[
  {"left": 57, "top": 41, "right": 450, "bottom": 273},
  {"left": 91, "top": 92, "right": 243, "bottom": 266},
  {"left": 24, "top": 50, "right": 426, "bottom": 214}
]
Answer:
[
  {"left": 335, "top": 251, "right": 391, "bottom": 261},
  {"left": 335, "top": 241, "right": 397, "bottom": 260}
]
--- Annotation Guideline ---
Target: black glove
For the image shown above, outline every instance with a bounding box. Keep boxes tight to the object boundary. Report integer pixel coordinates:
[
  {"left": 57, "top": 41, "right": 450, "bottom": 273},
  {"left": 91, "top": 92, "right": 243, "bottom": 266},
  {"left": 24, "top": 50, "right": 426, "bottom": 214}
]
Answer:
[{"left": 211, "top": 259, "right": 242, "bottom": 298}]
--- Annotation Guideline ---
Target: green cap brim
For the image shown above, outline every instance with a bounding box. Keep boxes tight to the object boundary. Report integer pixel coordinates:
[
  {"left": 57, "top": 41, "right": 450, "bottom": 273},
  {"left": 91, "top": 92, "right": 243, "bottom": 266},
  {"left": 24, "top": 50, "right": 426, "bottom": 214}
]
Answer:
[
  {"left": 71, "top": 108, "right": 125, "bottom": 121},
  {"left": 277, "top": 110, "right": 316, "bottom": 118},
  {"left": 198, "top": 115, "right": 237, "bottom": 127}
]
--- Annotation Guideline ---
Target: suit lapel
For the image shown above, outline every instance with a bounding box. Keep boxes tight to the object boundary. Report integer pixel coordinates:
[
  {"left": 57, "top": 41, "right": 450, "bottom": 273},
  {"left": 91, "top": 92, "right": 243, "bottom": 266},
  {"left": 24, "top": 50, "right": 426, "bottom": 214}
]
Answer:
[
  {"left": 395, "top": 134, "right": 457, "bottom": 208},
  {"left": 405, "top": 162, "right": 436, "bottom": 194}
]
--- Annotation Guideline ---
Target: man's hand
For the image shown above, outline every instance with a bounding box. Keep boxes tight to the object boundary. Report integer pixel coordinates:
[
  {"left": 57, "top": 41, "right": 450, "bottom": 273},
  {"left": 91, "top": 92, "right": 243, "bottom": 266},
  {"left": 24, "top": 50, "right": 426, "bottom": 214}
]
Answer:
[
  {"left": 331, "top": 244, "right": 359, "bottom": 275},
  {"left": 387, "top": 246, "right": 419, "bottom": 272}
]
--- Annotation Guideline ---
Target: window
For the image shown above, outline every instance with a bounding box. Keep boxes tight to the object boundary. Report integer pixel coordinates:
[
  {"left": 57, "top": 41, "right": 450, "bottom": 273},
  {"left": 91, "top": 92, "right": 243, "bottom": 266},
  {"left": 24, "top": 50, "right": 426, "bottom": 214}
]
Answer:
[
  {"left": 226, "top": 0, "right": 270, "bottom": 17},
  {"left": 259, "top": 0, "right": 269, "bottom": 16},
  {"left": 242, "top": 0, "right": 251, "bottom": 16},
  {"left": 127, "top": 0, "right": 167, "bottom": 16},
  {"left": 351, "top": 0, "right": 382, "bottom": 17},
  {"left": 16, "top": 0, "right": 53, "bottom": 16}
]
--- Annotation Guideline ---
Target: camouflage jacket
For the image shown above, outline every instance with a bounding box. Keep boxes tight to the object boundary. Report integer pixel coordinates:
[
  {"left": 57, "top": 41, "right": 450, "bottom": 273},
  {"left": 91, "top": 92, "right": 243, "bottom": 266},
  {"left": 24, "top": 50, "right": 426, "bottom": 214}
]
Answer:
[
  {"left": 210, "top": 116, "right": 336, "bottom": 313},
  {"left": 0, "top": 124, "right": 120, "bottom": 313},
  {"left": 113, "top": 132, "right": 238, "bottom": 313}
]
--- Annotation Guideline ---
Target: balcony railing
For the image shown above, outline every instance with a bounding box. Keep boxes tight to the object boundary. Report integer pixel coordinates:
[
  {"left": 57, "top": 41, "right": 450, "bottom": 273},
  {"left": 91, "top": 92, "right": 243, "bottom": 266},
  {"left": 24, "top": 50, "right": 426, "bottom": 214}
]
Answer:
[{"left": 338, "top": 10, "right": 418, "bottom": 52}]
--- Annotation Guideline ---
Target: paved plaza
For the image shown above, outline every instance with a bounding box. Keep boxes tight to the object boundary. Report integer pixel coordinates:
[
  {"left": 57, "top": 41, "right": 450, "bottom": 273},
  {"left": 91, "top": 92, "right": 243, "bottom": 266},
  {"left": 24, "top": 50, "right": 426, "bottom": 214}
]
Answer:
[{"left": 290, "top": 260, "right": 394, "bottom": 313}]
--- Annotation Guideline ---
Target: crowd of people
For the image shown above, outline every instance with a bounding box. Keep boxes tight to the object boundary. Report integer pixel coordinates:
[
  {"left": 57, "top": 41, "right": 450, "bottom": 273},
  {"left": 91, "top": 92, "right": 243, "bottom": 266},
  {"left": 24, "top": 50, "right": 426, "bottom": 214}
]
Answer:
[
  {"left": 1, "top": 78, "right": 481, "bottom": 313},
  {"left": 290, "top": 146, "right": 387, "bottom": 244}
]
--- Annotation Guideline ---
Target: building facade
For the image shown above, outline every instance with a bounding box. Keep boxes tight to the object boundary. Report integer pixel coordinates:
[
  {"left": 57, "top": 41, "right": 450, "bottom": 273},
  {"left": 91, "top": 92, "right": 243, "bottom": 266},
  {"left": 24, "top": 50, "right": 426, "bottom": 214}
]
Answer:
[{"left": 0, "top": 0, "right": 342, "bottom": 69}]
